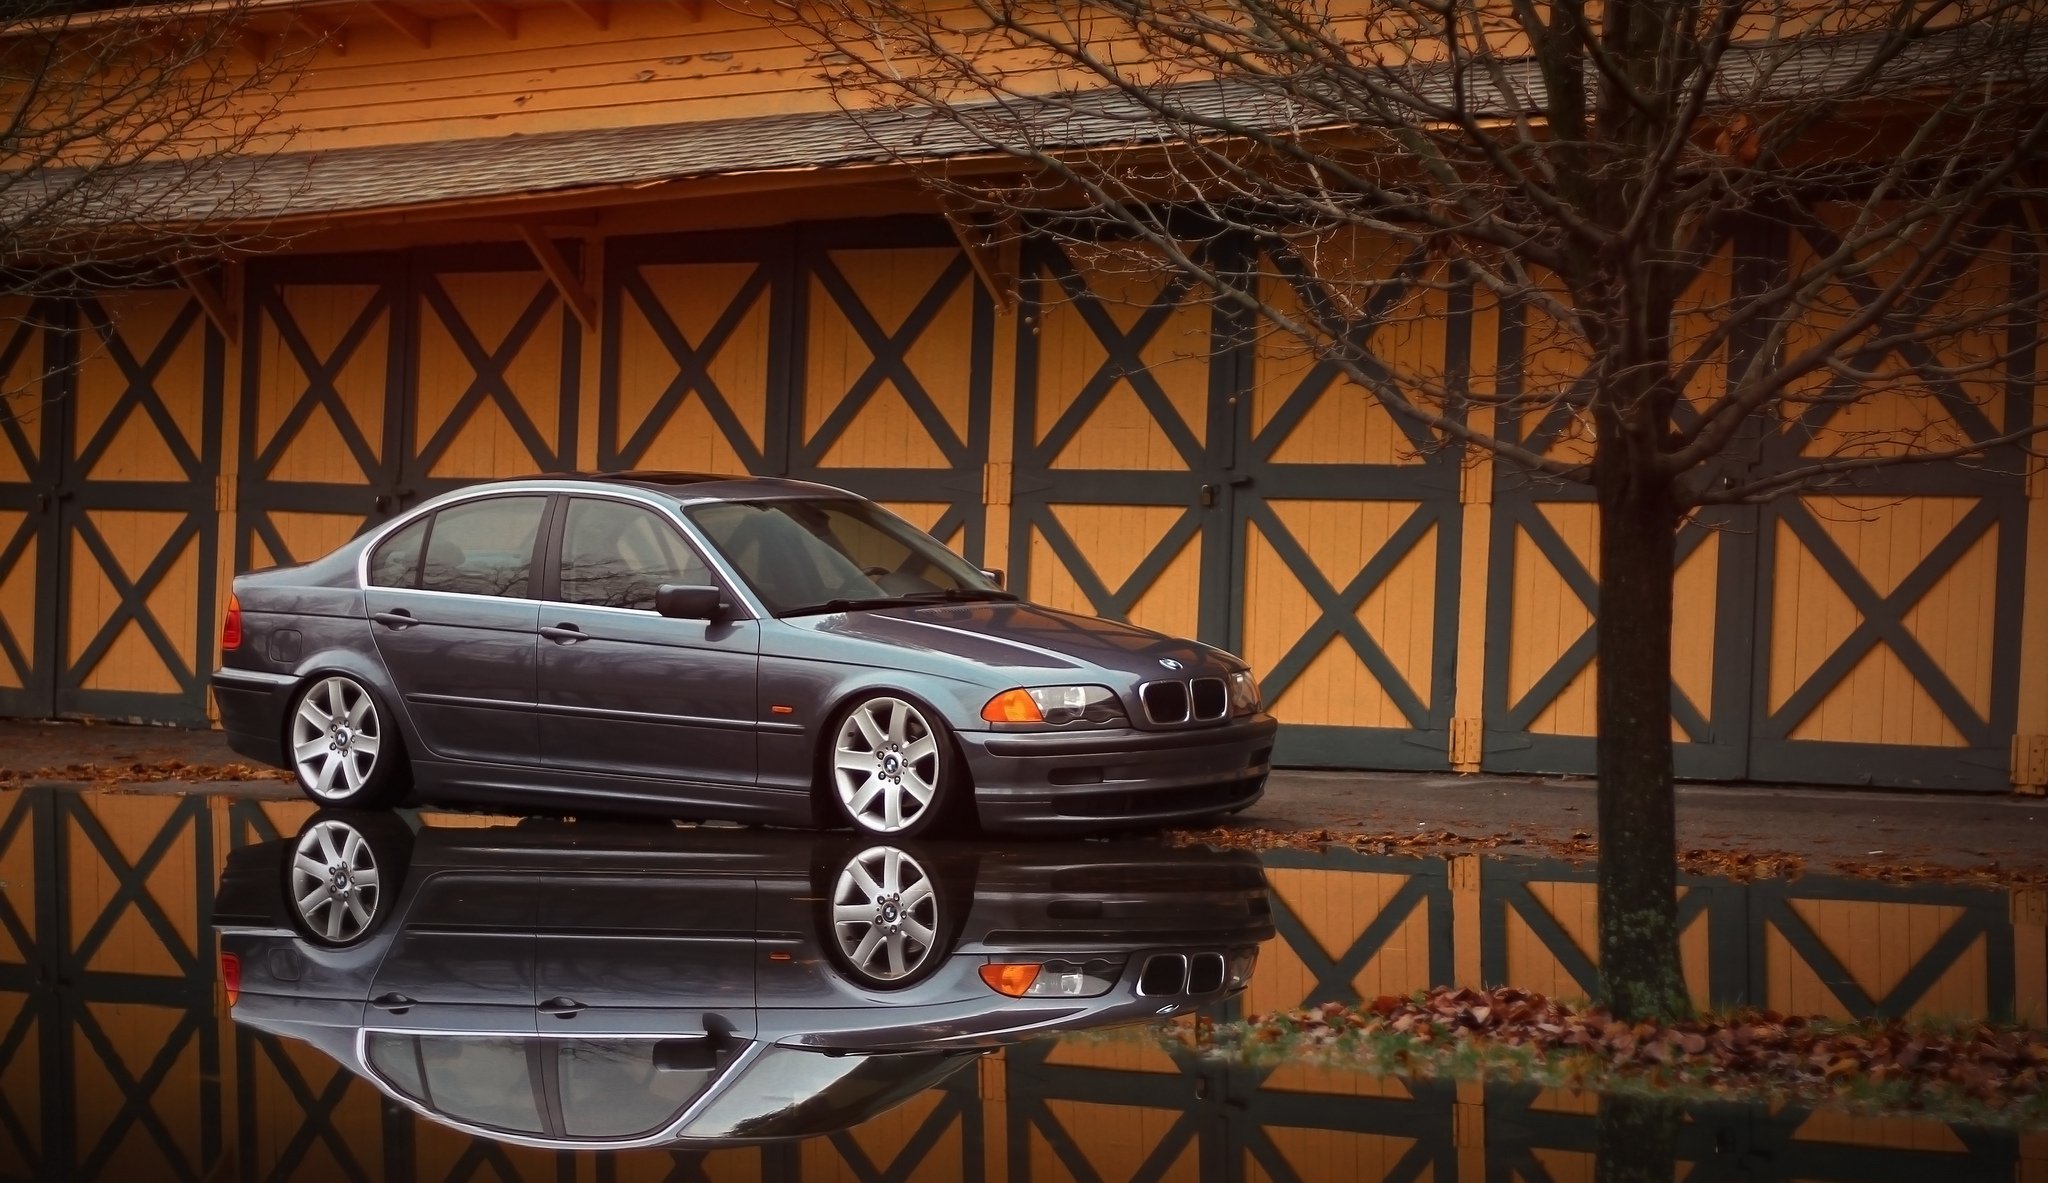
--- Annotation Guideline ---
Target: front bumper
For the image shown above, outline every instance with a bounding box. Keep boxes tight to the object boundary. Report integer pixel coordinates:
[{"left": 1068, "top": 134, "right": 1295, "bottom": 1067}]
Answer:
[
  {"left": 959, "top": 714, "right": 1277, "bottom": 833},
  {"left": 210, "top": 668, "right": 295, "bottom": 768}
]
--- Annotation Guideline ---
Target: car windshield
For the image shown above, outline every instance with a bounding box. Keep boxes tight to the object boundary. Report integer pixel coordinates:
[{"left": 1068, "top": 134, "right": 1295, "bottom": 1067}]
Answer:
[{"left": 688, "top": 497, "right": 1013, "bottom": 617}]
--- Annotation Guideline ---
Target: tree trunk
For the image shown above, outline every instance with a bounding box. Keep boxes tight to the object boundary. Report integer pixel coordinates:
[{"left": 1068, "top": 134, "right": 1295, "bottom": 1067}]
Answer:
[
  {"left": 1592, "top": 450, "right": 1687, "bottom": 1020},
  {"left": 1595, "top": 1094, "right": 1682, "bottom": 1183}
]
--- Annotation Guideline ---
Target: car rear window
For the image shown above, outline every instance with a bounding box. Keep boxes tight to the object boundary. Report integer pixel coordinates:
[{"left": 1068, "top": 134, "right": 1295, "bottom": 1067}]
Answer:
[
  {"left": 419, "top": 496, "right": 547, "bottom": 598},
  {"left": 368, "top": 517, "right": 427, "bottom": 587}
]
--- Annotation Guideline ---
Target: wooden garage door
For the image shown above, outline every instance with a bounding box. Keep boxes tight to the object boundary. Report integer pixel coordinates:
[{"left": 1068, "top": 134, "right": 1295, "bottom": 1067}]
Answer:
[
  {"left": 1481, "top": 247, "right": 1758, "bottom": 780},
  {"left": 1747, "top": 207, "right": 2034, "bottom": 791},
  {"left": 0, "top": 302, "right": 57, "bottom": 719},
  {"left": 1009, "top": 236, "right": 1237, "bottom": 649},
  {"left": 791, "top": 218, "right": 992, "bottom": 558},
  {"left": 240, "top": 247, "right": 579, "bottom": 571},
  {"left": 1238, "top": 233, "right": 1463, "bottom": 767},
  {"left": 54, "top": 291, "right": 220, "bottom": 725},
  {"left": 603, "top": 220, "right": 991, "bottom": 558}
]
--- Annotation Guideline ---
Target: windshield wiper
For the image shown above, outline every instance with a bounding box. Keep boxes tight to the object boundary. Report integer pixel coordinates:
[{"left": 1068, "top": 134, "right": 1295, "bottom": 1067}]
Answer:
[{"left": 779, "top": 588, "right": 1020, "bottom": 617}]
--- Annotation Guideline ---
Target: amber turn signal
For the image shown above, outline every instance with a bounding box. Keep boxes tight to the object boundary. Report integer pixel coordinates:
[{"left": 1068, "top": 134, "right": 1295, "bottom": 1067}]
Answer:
[
  {"left": 980, "top": 689, "right": 1043, "bottom": 724},
  {"left": 220, "top": 952, "right": 240, "bottom": 1006},
  {"left": 979, "top": 962, "right": 1042, "bottom": 996}
]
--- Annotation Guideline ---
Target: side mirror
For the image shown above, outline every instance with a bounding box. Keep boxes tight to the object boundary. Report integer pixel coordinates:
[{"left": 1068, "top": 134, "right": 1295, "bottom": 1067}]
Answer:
[
  {"left": 979, "top": 568, "right": 1006, "bottom": 589},
  {"left": 655, "top": 584, "right": 727, "bottom": 620}
]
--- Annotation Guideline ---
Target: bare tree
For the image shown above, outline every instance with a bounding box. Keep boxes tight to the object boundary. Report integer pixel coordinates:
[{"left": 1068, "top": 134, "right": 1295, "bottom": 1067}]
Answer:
[
  {"left": 783, "top": 0, "right": 2048, "bottom": 1017},
  {"left": 2, "top": 0, "right": 310, "bottom": 411}
]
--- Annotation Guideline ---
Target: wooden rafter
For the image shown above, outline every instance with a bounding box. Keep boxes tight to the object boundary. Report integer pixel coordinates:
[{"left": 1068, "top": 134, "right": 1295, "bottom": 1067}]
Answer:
[
  {"left": 518, "top": 225, "right": 596, "bottom": 329},
  {"left": 370, "top": 2, "right": 430, "bottom": 48},
  {"left": 463, "top": 0, "right": 518, "bottom": 38},
  {"left": 173, "top": 259, "right": 239, "bottom": 345},
  {"left": 292, "top": 12, "right": 346, "bottom": 56},
  {"left": 939, "top": 200, "right": 1019, "bottom": 313},
  {"left": 665, "top": 0, "right": 704, "bottom": 20},
  {"left": 560, "top": 0, "right": 608, "bottom": 28}
]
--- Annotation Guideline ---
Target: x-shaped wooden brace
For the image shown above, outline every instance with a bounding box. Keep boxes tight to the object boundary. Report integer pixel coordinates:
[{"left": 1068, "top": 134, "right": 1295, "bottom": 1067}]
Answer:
[
  {"left": 72, "top": 297, "right": 207, "bottom": 481},
  {"left": 61, "top": 510, "right": 204, "bottom": 698},
  {"left": 1762, "top": 497, "right": 2001, "bottom": 745},
  {"left": 247, "top": 1031, "right": 379, "bottom": 1183},
  {"left": 0, "top": 513, "right": 36, "bottom": 690},
  {"left": 250, "top": 284, "right": 390, "bottom": 485},
  {"left": 1756, "top": 890, "right": 2001, "bottom": 1018},
  {"left": 0, "top": 793, "right": 37, "bottom": 966},
  {"left": 1026, "top": 504, "right": 1204, "bottom": 624},
  {"left": 612, "top": 264, "right": 773, "bottom": 472},
  {"left": 71, "top": 1003, "right": 206, "bottom": 1181},
  {"left": 0, "top": 997, "right": 37, "bottom": 1169},
  {"left": 1028, "top": 244, "right": 1210, "bottom": 470},
  {"left": 1774, "top": 211, "right": 2009, "bottom": 451},
  {"left": 1493, "top": 503, "right": 1715, "bottom": 740},
  {"left": 412, "top": 275, "right": 563, "bottom": 477},
  {"left": 0, "top": 317, "right": 42, "bottom": 477},
  {"left": 1487, "top": 876, "right": 1717, "bottom": 1002},
  {"left": 1241, "top": 1110, "right": 1440, "bottom": 1183},
  {"left": 1248, "top": 501, "right": 1440, "bottom": 730},
  {"left": 63, "top": 795, "right": 205, "bottom": 977},
  {"left": 822, "top": 1081, "right": 975, "bottom": 1183},
  {"left": 430, "top": 1135, "right": 566, "bottom": 1183},
  {"left": 1256, "top": 239, "right": 1440, "bottom": 458},
  {"left": 1012, "top": 1056, "right": 1208, "bottom": 1183},
  {"left": 797, "top": 252, "right": 975, "bottom": 470},
  {"left": 1267, "top": 873, "right": 1438, "bottom": 1005}
]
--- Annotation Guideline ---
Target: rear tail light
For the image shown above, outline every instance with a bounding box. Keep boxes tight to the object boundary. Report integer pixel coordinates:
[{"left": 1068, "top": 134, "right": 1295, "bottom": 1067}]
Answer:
[
  {"left": 221, "top": 594, "right": 242, "bottom": 651},
  {"left": 220, "top": 952, "right": 240, "bottom": 1006}
]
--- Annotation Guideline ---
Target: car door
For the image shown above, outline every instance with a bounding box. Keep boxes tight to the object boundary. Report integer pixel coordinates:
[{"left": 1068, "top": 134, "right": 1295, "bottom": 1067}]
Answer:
[
  {"left": 365, "top": 494, "right": 547, "bottom": 764},
  {"left": 365, "top": 870, "right": 539, "bottom": 1032},
  {"left": 536, "top": 495, "right": 760, "bottom": 785},
  {"left": 532, "top": 871, "right": 759, "bottom": 1038}
]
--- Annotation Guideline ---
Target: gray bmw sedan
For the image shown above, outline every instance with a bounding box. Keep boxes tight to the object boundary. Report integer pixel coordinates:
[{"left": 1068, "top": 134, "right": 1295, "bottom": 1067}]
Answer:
[{"left": 210, "top": 473, "right": 1277, "bottom": 835}]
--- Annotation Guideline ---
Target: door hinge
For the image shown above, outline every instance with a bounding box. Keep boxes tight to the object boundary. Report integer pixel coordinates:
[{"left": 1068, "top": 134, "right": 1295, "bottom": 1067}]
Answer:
[
  {"left": 983, "top": 460, "right": 1012, "bottom": 508},
  {"left": 1449, "top": 717, "right": 1483, "bottom": 768},
  {"left": 2014, "top": 733, "right": 2048, "bottom": 795}
]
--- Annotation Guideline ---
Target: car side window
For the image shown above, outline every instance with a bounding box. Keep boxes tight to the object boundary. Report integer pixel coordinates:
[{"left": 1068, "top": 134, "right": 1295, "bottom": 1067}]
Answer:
[
  {"left": 558, "top": 498, "right": 711, "bottom": 611},
  {"left": 365, "top": 1033, "right": 546, "bottom": 1135},
  {"left": 419, "top": 496, "right": 546, "bottom": 598},
  {"left": 368, "top": 517, "right": 428, "bottom": 588}
]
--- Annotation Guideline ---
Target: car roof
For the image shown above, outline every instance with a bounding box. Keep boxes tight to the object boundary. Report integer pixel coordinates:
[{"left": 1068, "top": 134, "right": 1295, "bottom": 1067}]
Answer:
[{"left": 481, "top": 471, "right": 856, "bottom": 504}]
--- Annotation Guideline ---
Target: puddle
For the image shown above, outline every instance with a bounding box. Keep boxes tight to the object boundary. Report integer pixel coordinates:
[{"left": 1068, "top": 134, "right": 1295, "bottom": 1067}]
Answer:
[{"left": 0, "top": 786, "right": 2041, "bottom": 1180}]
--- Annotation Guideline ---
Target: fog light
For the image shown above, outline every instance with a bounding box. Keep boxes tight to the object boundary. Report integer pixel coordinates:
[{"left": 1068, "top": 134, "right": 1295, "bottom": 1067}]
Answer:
[{"left": 981, "top": 957, "right": 1124, "bottom": 997}]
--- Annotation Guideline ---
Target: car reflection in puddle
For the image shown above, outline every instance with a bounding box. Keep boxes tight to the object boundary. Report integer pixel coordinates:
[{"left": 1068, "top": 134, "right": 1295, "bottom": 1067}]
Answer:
[{"left": 215, "top": 811, "right": 1275, "bottom": 1150}]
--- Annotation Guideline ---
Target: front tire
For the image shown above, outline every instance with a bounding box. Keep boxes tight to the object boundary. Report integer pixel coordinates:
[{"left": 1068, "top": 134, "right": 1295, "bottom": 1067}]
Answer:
[
  {"left": 829, "top": 694, "right": 959, "bottom": 838},
  {"left": 820, "top": 843, "right": 952, "bottom": 988},
  {"left": 288, "top": 674, "right": 406, "bottom": 808}
]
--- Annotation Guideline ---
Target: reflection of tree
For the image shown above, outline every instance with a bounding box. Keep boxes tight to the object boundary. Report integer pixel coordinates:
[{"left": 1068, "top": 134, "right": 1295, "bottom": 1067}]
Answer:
[
  {"left": 559, "top": 557, "right": 686, "bottom": 611},
  {"left": 1596, "top": 1093, "right": 1681, "bottom": 1183}
]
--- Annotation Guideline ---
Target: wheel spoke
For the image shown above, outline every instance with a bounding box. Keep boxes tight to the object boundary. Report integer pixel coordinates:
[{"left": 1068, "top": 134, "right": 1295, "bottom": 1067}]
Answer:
[
  {"left": 346, "top": 692, "right": 372, "bottom": 727},
  {"left": 296, "top": 884, "right": 328, "bottom": 912},
  {"left": 852, "top": 709, "right": 886, "bottom": 749},
  {"left": 880, "top": 850, "right": 902, "bottom": 895},
  {"left": 833, "top": 749, "right": 873, "bottom": 772},
  {"left": 342, "top": 753, "right": 366, "bottom": 792},
  {"left": 885, "top": 931, "right": 907, "bottom": 977},
  {"left": 883, "top": 783, "right": 902, "bottom": 829},
  {"left": 885, "top": 701, "right": 907, "bottom": 744},
  {"left": 899, "top": 878, "right": 933, "bottom": 910},
  {"left": 903, "top": 735, "right": 936, "bottom": 764},
  {"left": 341, "top": 829, "right": 364, "bottom": 867},
  {"left": 901, "top": 772, "right": 934, "bottom": 806},
  {"left": 344, "top": 894, "right": 372, "bottom": 929},
  {"left": 316, "top": 824, "right": 343, "bottom": 864},
  {"left": 323, "top": 899, "right": 344, "bottom": 941},
  {"left": 326, "top": 678, "right": 346, "bottom": 721},
  {"left": 293, "top": 853, "right": 327, "bottom": 881},
  {"left": 851, "top": 926, "right": 884, "bottom": 967},
  {"left": 298, "top": 699, "right": 331, "bottom": 730},
  {"left": 293, "top": 736, "right": 328, "bottom": 762},
  {"left": 353, "top": 867, "right": 379, "bottom": 890},
  {"left": 902, "top": 918, "right": 936, "bottom": 948},
  {"left": 352, "top": 734, "right": 380, "bottom": 760},
  {"left": 833, "top": 904, "right": 875, "bottom": 924},
  {"left": 844, "top": 862, "right": 884, "bottom": 902},
  {"left": 848, "top": 778, "right": 885, "bottom": 816}
]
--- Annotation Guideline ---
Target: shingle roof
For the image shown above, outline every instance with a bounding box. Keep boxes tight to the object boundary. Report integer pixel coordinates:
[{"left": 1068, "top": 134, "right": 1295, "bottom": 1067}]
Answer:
[{"left": 9, "top": 21, "right": 2041, "bottom": 233}]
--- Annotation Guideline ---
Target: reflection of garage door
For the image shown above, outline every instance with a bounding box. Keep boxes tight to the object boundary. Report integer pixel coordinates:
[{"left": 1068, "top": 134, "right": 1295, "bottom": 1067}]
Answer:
[
  {"left": 1482, "top": 213, "right": 2034, "bottom": 791},
  {"left": 238, "top": 244, "right": 580, "bottom": 571},
  {"left": 0, "top": 289, "right": 220, "bottom": 725},
  {"left": 601, "top": 216, "right": 993, "bottom": 561},
  {"left": 1008, "top": 232, "right": 1464, "bottom": 768}
]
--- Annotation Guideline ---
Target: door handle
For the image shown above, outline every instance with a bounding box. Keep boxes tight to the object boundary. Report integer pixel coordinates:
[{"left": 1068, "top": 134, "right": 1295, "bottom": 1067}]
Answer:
[
  {"left": 540, "top": 624, "right": 585, "bottom": 644},
  {"left": 370, "top": 992, "right": 415, "bottom": 1014},
  {"left": 1199, "top": 484, "right": 1217, "bottom": 508},
  {"left": 372, "top": 609, "right": 417, "bottom": 630},
  {"left": 539, "top": 996, "right": 585, "bottom": 1018}
]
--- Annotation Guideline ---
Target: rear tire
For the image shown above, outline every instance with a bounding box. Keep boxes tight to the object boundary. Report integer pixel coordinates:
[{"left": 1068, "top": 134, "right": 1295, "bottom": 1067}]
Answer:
[
  {"left": 282, "top": 811, "right": 415, "bottom": 948},
  {"left": 287, "top": 674, "right": 407, "bottom": 808}
]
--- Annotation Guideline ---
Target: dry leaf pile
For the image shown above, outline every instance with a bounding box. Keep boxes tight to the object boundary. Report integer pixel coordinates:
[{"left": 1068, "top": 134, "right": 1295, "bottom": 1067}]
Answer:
[{"left": 1189, "top": 986, "right": 2048, "bottom": 1124}]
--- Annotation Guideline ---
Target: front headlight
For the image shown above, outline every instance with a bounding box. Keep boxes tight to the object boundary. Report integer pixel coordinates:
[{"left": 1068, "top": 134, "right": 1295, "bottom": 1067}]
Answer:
[
  {"left": 981, "top": 685, "right": 1128, "bottom": 726},
  {"left": 1227, "top": 670, "right": 1261, "bottom": 716}
]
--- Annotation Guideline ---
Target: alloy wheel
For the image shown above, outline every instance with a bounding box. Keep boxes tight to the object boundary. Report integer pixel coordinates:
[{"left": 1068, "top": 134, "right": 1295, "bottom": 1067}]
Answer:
[
  {"left": 291, "top": 677, "right": 383, "bottom": 801},
  {"left": 832, "top": 696, "right": 941, "bottom": 833},
  {"left": 830, "top": 845, "right": 940, "bottom": 983},
  {"left": 289, "top": 818, "right": 383, "bottom": 943}
]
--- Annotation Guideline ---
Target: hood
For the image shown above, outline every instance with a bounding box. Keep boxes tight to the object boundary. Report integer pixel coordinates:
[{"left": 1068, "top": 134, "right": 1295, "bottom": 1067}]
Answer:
[{"left": 795, "top": 601, "right": 1239, "bottom": 681}]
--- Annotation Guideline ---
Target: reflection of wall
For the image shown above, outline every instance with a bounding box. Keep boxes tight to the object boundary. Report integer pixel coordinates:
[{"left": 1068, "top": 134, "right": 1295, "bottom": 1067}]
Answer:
[{"left": 0, "top": 787, "right": 2041, "bottom": 1182}]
